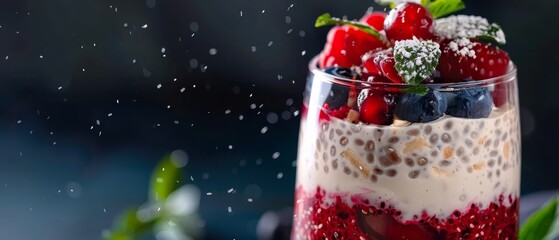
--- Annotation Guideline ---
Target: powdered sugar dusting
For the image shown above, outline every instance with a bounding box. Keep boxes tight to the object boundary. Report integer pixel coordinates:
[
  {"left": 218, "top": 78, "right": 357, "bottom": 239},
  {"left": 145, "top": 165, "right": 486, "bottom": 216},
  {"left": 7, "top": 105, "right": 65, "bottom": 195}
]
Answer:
[
  {"left": 448, "top": 38, "right": 479, "bottom": 58},
  {"left": 435, "top": 15, "right": 506, "bottom": 44}
]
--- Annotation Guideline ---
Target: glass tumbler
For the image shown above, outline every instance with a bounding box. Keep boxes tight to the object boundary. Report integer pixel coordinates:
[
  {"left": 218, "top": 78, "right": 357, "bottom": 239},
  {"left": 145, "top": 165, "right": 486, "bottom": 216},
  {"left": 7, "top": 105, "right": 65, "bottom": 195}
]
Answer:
[{"left": 291, "top": 57, "right": 520, "bottom": 240}]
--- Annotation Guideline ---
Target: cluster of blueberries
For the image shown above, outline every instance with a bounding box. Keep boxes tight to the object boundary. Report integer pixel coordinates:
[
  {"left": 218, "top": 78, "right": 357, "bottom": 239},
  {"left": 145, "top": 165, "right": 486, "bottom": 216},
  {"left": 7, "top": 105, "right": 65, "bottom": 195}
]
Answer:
[{"left": 324, "top": 66, "right": 495, "bottom": 124}]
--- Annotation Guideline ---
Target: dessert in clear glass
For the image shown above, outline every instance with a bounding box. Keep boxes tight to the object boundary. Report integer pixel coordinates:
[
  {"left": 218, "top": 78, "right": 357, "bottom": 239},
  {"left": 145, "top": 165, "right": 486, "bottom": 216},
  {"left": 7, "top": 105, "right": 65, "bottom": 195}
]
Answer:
[{"left": 292, "top": 1, "right": 520, "bottom": 239}]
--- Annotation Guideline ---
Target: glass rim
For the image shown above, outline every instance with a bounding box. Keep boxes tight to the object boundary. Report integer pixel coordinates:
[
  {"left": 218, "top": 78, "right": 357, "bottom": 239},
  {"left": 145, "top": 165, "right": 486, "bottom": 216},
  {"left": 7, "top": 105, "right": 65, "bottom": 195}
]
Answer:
[{"left": 308, "top": 55, "right": 517, "bottom": 90}]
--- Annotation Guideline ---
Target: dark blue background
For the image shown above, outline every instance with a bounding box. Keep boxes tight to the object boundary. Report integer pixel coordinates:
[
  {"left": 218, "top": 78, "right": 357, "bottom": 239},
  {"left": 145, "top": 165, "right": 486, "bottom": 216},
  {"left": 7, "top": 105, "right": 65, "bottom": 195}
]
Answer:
[{"left": 0, "top": 0, "right": 557, "bottom": 239}]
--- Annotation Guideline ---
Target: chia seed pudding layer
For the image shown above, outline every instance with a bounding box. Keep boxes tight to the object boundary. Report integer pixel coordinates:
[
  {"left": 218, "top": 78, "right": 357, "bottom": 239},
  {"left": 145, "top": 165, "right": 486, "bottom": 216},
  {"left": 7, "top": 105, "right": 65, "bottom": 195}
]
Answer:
[{"left": 295, "top": 106, "right": 520, "bottom": 222}]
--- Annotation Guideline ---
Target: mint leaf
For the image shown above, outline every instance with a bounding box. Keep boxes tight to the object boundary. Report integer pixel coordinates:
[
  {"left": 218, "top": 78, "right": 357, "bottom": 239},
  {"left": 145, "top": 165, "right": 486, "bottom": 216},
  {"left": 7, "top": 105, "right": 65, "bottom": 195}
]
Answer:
[
  {"left": 435, "top": 15, "right": 506, "bottom": 44},
  {"left": 315, "top": 13, "right": 382, "bottom": 40},
  {"left": 393, "top": 38, "right": 441, "bottom": 85},
  {"left": 149, "top": 154, "right": 184, "bottom": 203},
  {"left": 424, "top": 0, "right": 465, "bottom": 19},
  {"left": 520, "top": 196, "right": 559, "bottom": 240},
  {"left": 421, "top": 0, "right": 433, "bottom": 6}
]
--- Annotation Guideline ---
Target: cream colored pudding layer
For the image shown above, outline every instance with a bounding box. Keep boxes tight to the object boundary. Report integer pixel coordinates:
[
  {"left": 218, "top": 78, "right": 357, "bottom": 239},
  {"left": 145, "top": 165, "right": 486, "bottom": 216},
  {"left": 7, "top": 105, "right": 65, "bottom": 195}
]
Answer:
[{"left": 296, "top": 107, "right": 520, "bottom": 221}]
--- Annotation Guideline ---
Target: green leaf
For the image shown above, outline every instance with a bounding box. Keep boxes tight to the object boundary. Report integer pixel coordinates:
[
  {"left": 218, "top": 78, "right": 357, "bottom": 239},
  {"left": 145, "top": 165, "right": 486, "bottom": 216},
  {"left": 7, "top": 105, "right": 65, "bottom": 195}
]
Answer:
[
  {"left": 476, "top": 23, "right": 507, "bottom": 45},
  {"left": 421, "top": 0, "right": 433, "bottom": 6},
  {"left": 149, "top": 154, "right": 183, "bottom": 203},
  {"left": 374, "top": 0, "right": 397, "bottom": 8},
  {"left": 435, "top": 15, "right": 506, "bottom": 45},
  {"left": 103, "top": 207, "right": 156, "bottom": 240},
  {"left": 519, "top": 196, "right": 559, "bottom": 240},
  {"left": 403, "top": 85, "right": 430, "bottom": 95},
  {"left": 315, "top": 13, "right": 382, "bottom": 40},
  {"left": 425, "top": 0, "right": 465, "bottom": 19},
  {"left": 393, "top": 38, "right": 441, "bottom": 85}
]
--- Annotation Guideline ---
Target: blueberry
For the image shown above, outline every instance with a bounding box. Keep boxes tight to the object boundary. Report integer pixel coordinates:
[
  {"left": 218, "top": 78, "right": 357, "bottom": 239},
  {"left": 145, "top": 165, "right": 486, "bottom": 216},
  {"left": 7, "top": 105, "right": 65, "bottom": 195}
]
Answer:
[
  {"left": 446, "top": 88, "right": 493, "bottom": 118},
  {"left": 321, "top": 67, "right": 360, "bottom": 110},
  {"left": 394, "top": 90, "right": 447, "bottom": 123}
]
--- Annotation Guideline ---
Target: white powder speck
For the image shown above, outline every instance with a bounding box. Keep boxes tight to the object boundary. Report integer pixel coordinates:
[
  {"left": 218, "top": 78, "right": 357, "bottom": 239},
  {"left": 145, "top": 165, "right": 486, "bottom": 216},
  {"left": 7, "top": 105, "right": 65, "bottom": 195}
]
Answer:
[
  {"left": 142, "top": 24, "right": 148, "bottom": 29},
  {"left": 272, "top": 152, "right": 280, "bottom": 159},
  {"left": 277, "top": 172, "right": 284, "bottom": 179},
  {"left": 156, "top": 84, "right": 162, "bottom": 89},
  {"left": 260, "top": 127, "right": 268, "bottom": 134},
  {"left": 209, "top": 48, "right": 217, "bottom": 55},
  {"left": 435, "top": 15, "right": 506, "bottom": 44}
]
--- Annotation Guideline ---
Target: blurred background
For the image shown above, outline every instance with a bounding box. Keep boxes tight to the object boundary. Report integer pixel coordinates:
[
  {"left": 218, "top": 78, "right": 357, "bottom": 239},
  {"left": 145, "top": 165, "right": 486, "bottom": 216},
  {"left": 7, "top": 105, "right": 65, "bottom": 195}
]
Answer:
[{"left": 0, "top": 0, "right": 557, "bottom": 239}]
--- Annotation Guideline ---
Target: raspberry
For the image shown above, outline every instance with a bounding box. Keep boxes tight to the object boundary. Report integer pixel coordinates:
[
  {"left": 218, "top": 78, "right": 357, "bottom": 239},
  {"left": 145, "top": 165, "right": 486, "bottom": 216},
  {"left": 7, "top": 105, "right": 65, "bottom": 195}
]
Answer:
[{"left": 320, "top": 25, "right": 387, "bottom": 69}]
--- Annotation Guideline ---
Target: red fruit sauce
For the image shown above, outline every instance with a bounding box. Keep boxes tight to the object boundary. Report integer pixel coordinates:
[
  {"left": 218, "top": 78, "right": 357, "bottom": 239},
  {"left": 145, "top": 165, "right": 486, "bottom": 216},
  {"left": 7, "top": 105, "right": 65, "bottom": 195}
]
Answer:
[{"left": 292, "top": 187, "right": 519, "bottom": 240}]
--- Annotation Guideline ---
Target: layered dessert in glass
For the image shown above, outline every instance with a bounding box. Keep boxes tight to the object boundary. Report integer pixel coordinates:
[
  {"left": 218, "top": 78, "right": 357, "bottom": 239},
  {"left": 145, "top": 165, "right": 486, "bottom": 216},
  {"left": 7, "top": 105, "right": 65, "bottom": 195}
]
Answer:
[{"left": 292, "top": 1, "right": 520, "bottom": 239}]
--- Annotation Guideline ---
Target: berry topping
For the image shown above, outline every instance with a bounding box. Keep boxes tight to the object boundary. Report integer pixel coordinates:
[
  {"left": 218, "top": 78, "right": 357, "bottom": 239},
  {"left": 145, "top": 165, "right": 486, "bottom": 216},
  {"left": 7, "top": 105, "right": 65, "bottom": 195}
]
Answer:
[
  {"left": 384, "top": 3, "right": 435, "bottom": 42},
  {"left": 492, "top": 83, "right": 509, "bottom": 107},
  {"left": 319, "top": 25, "right": 387, "bottom": 69},
  {"left": 360, "top": 12, "right": 387, "bottom": 31},
  {"left": 361, "top": 51, "right": 382, "bottom": 78},
  {"left": 361, "top": 49, "right": 404, "bottom": 83},
  {"left": 394, "top": 89, "right": 447, "bottom": 123},
  {"left": 316, "top": 13, "right": 388, "bottom": 68},
  {"left": 446, "top": 88, "right": 493, "bottom": 118},
  {"left": 358, "top": 89, "right": 398, "bottom": 125},
  {"left": 435, "top": 15, "right": 506, "bottom": 44},
  {"left": 437, "top": 39, "right": 510, "bottom": 82}
]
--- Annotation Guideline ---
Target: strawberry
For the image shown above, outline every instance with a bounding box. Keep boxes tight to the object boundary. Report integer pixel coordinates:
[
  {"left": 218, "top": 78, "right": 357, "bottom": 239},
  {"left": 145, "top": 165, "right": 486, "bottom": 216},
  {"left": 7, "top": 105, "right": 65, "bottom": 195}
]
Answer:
[
  {"left": 384, "top": 2, "right": 436, "bottom": 43},
  {"left": 437, "top": 39, "right": 510, "bottom": 83}
]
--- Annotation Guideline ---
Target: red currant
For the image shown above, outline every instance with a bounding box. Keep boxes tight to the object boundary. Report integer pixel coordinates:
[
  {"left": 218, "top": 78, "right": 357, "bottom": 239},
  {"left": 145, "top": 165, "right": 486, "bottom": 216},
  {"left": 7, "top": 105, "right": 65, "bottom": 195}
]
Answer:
[{"left": 384, "top": 2, "right": 435, "bottom": 42}]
